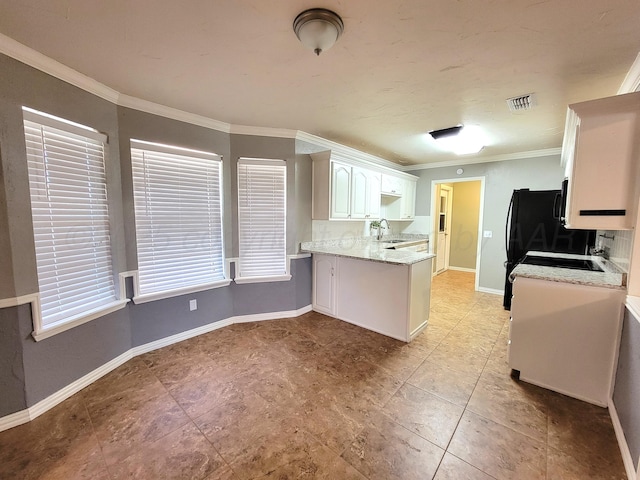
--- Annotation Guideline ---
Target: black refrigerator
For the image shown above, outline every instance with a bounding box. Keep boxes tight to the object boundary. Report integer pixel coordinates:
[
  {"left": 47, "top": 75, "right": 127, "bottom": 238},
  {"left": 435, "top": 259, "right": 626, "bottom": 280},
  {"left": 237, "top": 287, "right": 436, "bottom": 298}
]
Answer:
[{"left": 503, "top": 189, "right": 595, "bottom": 310}]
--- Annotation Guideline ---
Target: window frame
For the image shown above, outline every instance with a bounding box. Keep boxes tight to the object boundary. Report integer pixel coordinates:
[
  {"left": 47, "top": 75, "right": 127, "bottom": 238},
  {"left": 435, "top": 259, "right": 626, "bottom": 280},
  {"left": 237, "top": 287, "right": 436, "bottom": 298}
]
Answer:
[
  {"left": 130, "top": 139, "right": 229, "bottom": 303},
  {"left": 22, "top": 107, "right": 126, "bottom": 341},
  {"left": 235, "top": 157, "right": 290, "bottom": 284}
]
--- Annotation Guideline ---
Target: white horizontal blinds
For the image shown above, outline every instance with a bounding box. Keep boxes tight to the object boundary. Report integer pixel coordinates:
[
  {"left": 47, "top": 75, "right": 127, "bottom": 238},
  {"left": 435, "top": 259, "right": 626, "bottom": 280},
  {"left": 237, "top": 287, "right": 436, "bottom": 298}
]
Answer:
[
  {"left": 131, "top": 140, "right": 224, "bottom": 294},
  {"left": 237, "top": 158, "right": 287, "bottom": 277},
  {"left": 23, "top": 110, "right": 116, "bottom": 327}
]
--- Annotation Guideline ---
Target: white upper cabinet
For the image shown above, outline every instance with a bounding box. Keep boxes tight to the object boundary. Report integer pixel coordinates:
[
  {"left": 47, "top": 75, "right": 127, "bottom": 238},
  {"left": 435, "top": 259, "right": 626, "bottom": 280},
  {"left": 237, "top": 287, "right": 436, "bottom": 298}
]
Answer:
[
  {"left": 381, "top": 174, "right": 402, "bottom": 196},
  {"left": 400, "top": 178, "right": 416, "bottom": 219},
  {"left": 350, "top": 167, "right": 368, "bottom": 218},
  {"left": 351, "top": 167, "right": 381, "bottom": 219},
  {"left": 311, "top": 151, "right": 416, "bottom": 221},
  {"left": 331, "top": 161, "right": 352, "bottom": 219},
  {"left": 561, "top": 92, "right": 640, "bottom": 230}
]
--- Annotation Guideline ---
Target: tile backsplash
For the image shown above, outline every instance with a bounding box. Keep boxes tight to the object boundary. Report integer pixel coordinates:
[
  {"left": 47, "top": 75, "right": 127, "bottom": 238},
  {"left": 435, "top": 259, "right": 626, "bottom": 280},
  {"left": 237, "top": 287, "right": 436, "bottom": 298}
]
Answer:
[{"left": 596, "top": 229, "right": 634, "bottom": 272}]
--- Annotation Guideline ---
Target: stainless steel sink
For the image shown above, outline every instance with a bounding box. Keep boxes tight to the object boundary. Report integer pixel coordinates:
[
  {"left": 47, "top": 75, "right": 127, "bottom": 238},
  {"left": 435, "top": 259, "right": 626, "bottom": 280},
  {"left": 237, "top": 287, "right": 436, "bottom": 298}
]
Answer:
[{"left": 384, "top": 240, "right": 405, "bottom": 244}]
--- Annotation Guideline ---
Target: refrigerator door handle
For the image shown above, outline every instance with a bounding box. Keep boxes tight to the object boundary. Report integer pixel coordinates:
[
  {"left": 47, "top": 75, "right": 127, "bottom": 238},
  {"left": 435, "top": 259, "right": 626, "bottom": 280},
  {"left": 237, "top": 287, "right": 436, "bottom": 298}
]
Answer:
[
  {"left": 505, "top": 192, "right": 514, "bottom": 260},
  {"left": 552, "top": 192, "right": 562, "bottom": 220}
]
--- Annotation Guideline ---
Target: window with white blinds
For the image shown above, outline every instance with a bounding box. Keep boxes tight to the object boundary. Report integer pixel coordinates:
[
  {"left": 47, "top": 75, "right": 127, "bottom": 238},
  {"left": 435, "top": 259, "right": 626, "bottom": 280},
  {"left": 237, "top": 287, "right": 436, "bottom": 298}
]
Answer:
[
  {"left": 23, "top": 107, "right": 117, "bottom": 329},
  {"left": 131, "top": 140, "right": 225, "bottom": 296},
  {"left": 237, "top": 158, "right": 287, "bottom": 279}
]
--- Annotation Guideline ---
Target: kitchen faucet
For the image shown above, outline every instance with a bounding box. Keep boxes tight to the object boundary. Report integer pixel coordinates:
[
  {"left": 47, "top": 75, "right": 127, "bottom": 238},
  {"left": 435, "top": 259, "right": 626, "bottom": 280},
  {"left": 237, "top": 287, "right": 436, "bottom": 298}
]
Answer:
[{"left": 377, "top": 218, "right": 390, "bottom": 240}]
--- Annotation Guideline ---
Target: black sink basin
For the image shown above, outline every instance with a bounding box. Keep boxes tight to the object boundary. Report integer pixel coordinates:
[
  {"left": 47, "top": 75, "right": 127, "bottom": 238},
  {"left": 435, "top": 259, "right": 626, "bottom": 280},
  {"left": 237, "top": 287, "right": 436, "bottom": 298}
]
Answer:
[{"left": 520, "top": 255, "right": 604, "bottom": 272}]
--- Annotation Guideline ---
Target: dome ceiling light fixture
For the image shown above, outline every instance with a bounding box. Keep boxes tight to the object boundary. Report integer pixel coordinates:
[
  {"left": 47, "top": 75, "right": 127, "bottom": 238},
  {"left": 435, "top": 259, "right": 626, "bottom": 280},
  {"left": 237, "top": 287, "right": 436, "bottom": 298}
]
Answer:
[{"left": 293, "top": 8, "right": 344, "bottom": 56}]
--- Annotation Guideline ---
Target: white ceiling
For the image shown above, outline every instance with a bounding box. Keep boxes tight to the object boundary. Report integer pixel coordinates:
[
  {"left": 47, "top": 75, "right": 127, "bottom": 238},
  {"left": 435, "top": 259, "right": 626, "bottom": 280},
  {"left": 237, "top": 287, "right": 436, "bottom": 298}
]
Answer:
[{"left": 0, "top": 0, "right": 639, "bottom": 166}]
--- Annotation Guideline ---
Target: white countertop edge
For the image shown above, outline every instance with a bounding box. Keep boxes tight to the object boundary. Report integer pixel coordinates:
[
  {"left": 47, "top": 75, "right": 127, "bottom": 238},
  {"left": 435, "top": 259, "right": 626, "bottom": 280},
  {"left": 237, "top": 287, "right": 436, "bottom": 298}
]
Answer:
[
  {"left": 301, "top": 247, "right": 435, "bottom": 266},
  {"left": 626, "top": 296, "right": 640, "bottom": 321}
]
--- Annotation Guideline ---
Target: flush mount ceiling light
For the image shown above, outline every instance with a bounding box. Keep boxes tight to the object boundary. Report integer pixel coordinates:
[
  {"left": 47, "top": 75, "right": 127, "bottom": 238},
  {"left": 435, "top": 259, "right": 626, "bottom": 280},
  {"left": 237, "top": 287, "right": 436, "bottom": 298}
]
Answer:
[
  {"left": 428, "top": 125, "right": 485, "bottom": 155},
  {"left": 293, "top": 8, "right": 344, "bottom": 56}
]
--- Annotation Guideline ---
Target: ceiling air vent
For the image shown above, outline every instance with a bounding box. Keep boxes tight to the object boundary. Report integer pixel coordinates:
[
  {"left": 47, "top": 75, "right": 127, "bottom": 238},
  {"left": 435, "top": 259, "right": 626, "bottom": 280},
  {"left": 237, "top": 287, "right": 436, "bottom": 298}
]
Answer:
[{"left": 507, "top": 93, "right": 536, "bottom": 112}]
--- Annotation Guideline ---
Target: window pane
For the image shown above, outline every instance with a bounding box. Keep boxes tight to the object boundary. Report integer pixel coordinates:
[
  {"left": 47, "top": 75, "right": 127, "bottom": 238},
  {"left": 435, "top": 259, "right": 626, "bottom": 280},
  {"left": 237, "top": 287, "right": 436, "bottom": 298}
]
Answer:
[
  {"left": 237, "top": 159, "right": 287, "bottom": 277},
  {"left": 131, "top": 142, "right": 224, "bottom": 294},
  {"left": 24, "top": 110, "right": 116, "bottom": 327}
]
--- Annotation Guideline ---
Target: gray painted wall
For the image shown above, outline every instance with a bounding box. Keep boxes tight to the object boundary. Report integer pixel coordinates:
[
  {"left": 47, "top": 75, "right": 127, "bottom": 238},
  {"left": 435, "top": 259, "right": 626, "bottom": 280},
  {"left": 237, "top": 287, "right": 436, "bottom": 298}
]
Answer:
[
  {"left": 408, "top": 155, "right": 565, "bottom": 291},
  {"left": 20, "top": 307, "right": 132, "bottom": 406},
  {"left": 0, "top": 305, "right": 27, "bottom": 415},
  {"left": 613, "top": 307, "right": 640, "bottom": 470},
  {"left": 0, "top": 53, "right": 314, "bottom": 418}
]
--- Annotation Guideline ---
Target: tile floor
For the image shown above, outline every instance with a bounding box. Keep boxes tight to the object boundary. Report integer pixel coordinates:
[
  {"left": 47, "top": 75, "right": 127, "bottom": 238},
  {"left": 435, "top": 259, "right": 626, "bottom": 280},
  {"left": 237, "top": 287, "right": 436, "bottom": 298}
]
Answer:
[{"left": 0, "top": 271, "right": 627, "bottom": 479}]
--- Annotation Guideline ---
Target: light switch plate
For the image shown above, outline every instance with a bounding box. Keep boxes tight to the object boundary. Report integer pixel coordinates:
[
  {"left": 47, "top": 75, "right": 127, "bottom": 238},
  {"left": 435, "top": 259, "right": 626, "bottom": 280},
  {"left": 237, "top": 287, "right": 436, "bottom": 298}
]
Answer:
[
  {"left": 189, "top": 299, "right": 197, "bottom": 311},
  {"left": 483, "top": 230, "right": 493, "bottom": 238}
]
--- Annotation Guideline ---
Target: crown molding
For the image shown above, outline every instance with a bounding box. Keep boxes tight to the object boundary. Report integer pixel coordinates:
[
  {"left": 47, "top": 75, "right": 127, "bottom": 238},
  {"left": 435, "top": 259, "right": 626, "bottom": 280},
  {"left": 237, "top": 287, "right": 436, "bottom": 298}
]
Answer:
[
  {"left": 294, "top": 131, "right": 403, "bottom": 171},
  {"left": 618, "top": 52, "right": 640, "bottom": 94},
  {"left": 229, "top": 124, "right": 298, "bottom": 138},
  {"left": 117, "top": 93, "right": 231, "bottom": 133},
  {"left": 0, "top": 33, "right": 120, "bottom": 104},
  {"left": 402, "top": 147, "right": 562, "bottom": 171}
]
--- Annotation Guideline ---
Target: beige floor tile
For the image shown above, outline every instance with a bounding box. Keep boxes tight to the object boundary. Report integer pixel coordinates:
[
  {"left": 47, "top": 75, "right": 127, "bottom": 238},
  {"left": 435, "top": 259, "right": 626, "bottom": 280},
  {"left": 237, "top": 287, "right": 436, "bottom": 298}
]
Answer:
[
  {"left": 89, "top": 391, "right": 191, "bottom": 465},
  {"left": 383, "top": 383, "right": 464, "bottom": 448},
  {"left": 108, "top": 422, "right": 226, "bottom": 479},
  {"left": 341, "top": 411, "right": 445, "bottom": 480},
  {"left": 0, "top": 396, "right": 109, "bottom": 480},
  {"left": 434, "top": 453, "right": 497, "bottom": 480},
  {"left": 467, "top": 369, "right": 548, "bottom": 442},
  {"left": 448, "top": 411, "right": 546, "bottom": 480},
  {"left": 408, "top": 359, "right": 479, "bottom": 406}
]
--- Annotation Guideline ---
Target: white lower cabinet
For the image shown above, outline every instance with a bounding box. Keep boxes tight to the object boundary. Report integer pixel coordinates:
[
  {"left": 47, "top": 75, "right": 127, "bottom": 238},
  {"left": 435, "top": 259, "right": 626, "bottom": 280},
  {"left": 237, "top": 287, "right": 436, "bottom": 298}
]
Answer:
[
  {"left": 311, "top": 254, "right": 433, "bottom": 341},
  {"left": 312, "top": 254, "right": 336, "bottom": 316},
  {"left": 509, "top": 276, "right": 624, "bottom": 406}
]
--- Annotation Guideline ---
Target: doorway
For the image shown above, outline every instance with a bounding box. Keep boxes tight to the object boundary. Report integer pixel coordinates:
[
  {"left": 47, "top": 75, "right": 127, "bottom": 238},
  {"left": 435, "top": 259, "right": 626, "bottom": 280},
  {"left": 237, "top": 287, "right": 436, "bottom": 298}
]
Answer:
[
  {"left": 436, "top": 185, "right": 452, "bottom": 273},
  {"left": 431, "top": 177, "right": 485, "bottom": 291}
]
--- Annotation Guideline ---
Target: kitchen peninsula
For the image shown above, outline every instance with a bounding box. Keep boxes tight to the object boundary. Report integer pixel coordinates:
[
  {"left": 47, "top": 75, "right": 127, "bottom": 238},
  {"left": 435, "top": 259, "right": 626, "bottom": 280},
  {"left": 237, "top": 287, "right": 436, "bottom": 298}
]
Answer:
[{"left": 301, "top": 236, "right": 434, "bottom": 342}]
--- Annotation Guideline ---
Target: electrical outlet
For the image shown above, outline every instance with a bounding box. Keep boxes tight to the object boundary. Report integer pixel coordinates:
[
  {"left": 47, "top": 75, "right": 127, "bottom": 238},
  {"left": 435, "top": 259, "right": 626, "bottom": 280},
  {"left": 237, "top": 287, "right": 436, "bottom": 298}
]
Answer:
[
  {"left": 189, "top": 299, "right": 197, "bottom": 311},
  {"left": 483, "top": 230, "right": 493, "bottom": 238}
]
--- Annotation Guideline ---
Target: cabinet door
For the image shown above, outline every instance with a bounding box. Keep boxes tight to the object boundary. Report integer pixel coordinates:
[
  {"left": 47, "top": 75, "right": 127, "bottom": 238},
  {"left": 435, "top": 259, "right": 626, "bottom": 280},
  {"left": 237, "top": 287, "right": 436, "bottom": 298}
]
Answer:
[
  {"left": 350, "top": 167, "right": 368, "bottom": 219},
  {"left": 331, "top": 162, "right": 351, "bottom": 219},
  {"left": 312, "top": 254, "right": 335, "bottom": 316},
  {"left": 401, "top": 179, "right": 416, "bottom": 219},
  {"left": 562, "top": 93, "right": 640, "bottom": 230},
  {"left": 381, "top": 174, "right": 402, "bottom": 195},
  {"left": 368, "top": 171, "right": 381, "bottom": 218}
]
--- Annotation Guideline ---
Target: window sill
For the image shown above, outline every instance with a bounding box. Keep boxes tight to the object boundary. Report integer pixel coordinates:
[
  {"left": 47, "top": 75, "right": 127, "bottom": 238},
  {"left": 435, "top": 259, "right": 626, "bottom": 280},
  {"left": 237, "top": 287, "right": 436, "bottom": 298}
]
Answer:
[
  {"left": 32, "top": 299, "right": 129, "bottom": 342},
  {"left": 234, "top": 274, "right": 292, "bottom": 285},
  {"left": 132, "top": 279, "right": 232, "bottom": 304}
]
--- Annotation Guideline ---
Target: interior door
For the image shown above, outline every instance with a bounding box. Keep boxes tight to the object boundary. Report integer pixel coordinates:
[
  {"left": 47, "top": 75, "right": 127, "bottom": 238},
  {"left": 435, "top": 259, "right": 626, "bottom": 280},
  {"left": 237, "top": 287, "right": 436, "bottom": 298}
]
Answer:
[{"left": 436, "top": 186, "right": 452, "bottom": 273}]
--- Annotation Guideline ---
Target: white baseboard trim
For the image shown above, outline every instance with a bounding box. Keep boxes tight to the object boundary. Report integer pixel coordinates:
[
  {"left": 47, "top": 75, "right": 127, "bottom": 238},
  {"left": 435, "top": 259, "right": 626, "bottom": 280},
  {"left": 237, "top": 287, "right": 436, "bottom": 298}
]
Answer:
[
  {"left": 609, "top": 398, "right": 637, "bottom": 480},
  {"left": 231, "top": 305, "right": 313, "bottom": 324},
  {"left": 448, "top": 266, "right": 476, "bottom": 273},
  {"left": 0, "top": 407, "right": 31, "bottom": 433},
  {"left": 0, "top": 304, "right": 313, "bottom": 433},
  {"left": 477, "top": 287, "right": 504, "bottom": 296},
  {"left": 131, "top": 319, "right": 234, "bottom": 357}
]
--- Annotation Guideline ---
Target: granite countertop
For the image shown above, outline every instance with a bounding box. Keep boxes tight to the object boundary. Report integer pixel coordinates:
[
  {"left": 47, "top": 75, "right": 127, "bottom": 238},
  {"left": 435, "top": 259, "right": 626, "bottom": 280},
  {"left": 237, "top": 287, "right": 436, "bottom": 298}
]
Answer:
[
  {"left": 510, "top": 251, "right": 627, "bottom": 289},
  {"left": 300, "top": 235, "right": 435, "bottom": 266}
]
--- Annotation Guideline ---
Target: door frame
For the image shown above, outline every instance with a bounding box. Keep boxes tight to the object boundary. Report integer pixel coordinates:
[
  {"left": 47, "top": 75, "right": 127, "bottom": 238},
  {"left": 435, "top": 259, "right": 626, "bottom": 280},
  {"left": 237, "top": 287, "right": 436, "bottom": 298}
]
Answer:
[
  {"left": 436, "top": 184, "right": 453, "bottom": 274},
  {"left": 430, "top": 176, "right": 486, "bottom": 292}
]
